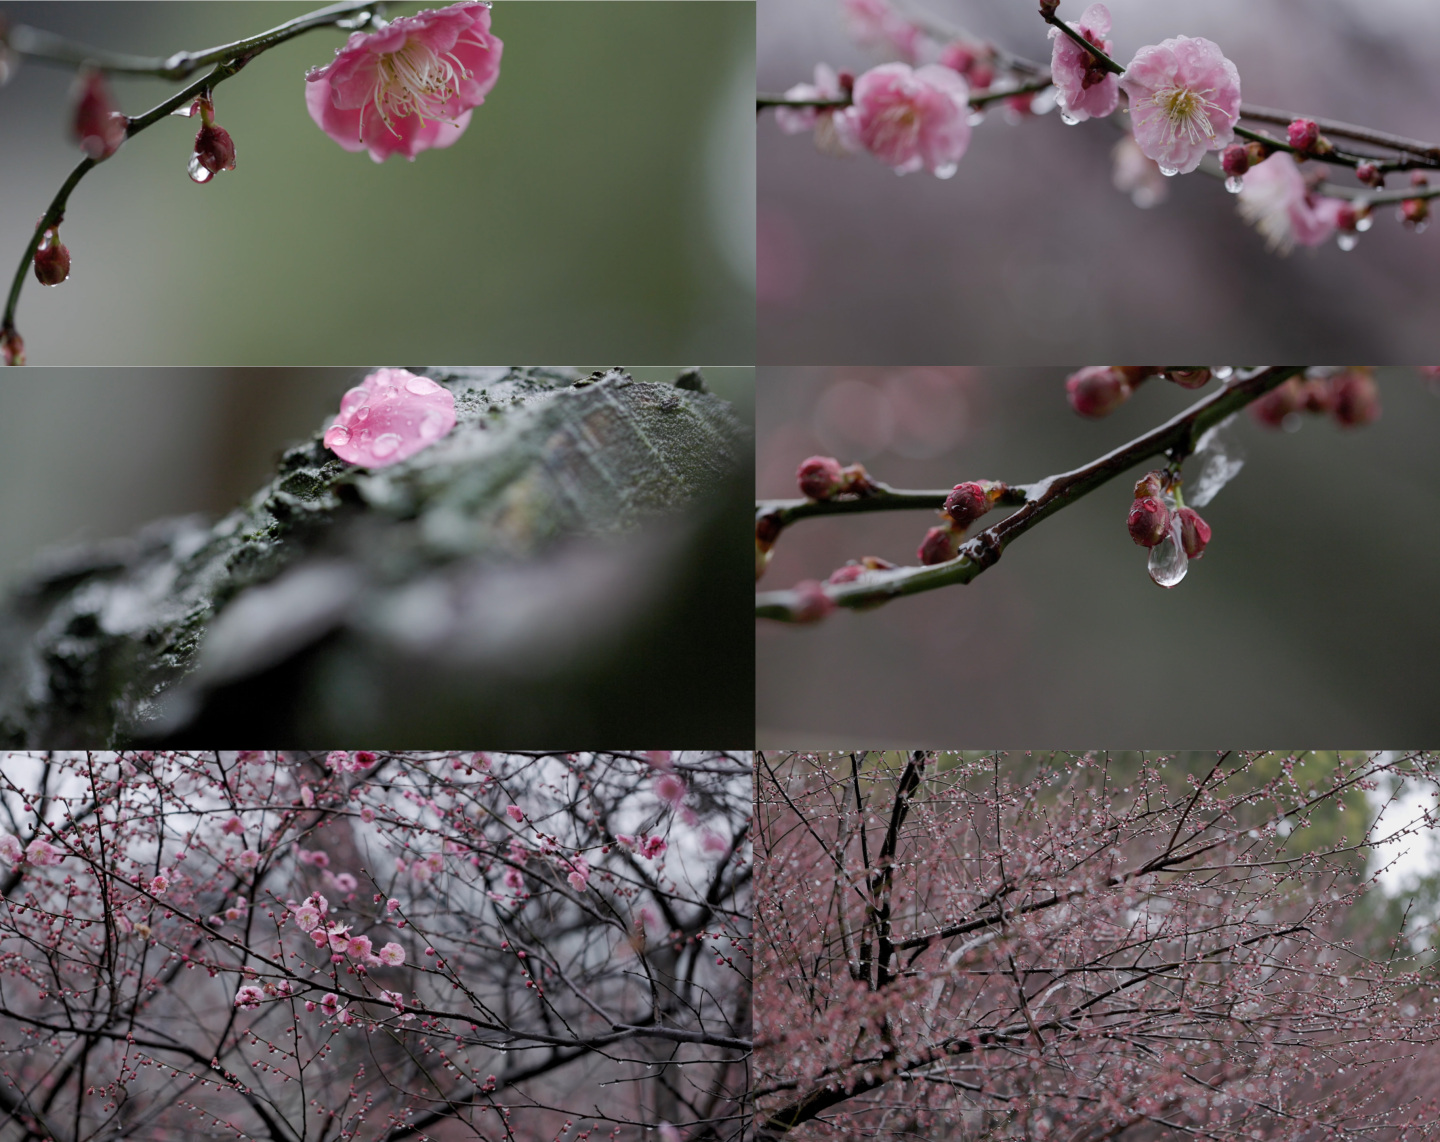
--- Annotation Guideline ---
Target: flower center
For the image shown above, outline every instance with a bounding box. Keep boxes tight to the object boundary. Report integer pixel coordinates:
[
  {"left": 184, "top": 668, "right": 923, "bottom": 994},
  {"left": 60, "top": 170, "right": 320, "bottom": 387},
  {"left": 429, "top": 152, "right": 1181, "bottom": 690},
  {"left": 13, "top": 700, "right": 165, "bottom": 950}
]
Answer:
[
  {"left": 1152, "top": 84, "right": 1223, "bottom": 146},
  {"left": 871, "top": 103, "right": 921, "bottom": 153},
  {"left": 367, "top": 35, "right": 483, "bottom": 136}
]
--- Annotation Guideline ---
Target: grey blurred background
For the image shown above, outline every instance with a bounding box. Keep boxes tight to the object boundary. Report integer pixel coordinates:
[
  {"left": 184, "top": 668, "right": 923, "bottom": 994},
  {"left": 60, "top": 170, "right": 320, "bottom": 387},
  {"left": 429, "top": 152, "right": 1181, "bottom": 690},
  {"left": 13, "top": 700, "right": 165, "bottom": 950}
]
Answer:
[
  {"left": 756, "top": 367, "right": 1440, "bottom": 744},
  {"left": 0, "top": 365, "right": 753, "bottom": 588},
  {"left": 1, "top": 2, "right": 755, "bottom": 364},
  {"left": 759, "top": 0, "right": 1440, "bottom": 362}
]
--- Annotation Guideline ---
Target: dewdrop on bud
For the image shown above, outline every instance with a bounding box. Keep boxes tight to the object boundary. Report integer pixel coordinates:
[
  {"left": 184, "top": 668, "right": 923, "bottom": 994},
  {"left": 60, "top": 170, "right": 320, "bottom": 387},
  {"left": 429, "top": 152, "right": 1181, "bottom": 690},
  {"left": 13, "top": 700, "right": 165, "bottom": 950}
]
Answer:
[
  {"left": 1221, "top": 144, "right": 1248, "bottom": 192},
  {"left": 796, "top": 456, "right": 845, "bottom": 501},
  {"left": 941, "top": 482, "right": 988, "bottom": 529},
  {"left": 1176, "top": 507, "right": 1211, "bottom": 558},
  {"left": 1163, "top": 368, "right": 1210, "bottom": 389},
  {"left": 1127, "top": 496, "right": 1171, "bottom": 547},
  {"left": 917, "top": 526, "right": 958, "bottom": 565},
  {"left": 33, "top": 228, "right": 70, "bottom": 286},
  {"left": 1065, "top": 366, "right": 1132, "bottom": 417}
]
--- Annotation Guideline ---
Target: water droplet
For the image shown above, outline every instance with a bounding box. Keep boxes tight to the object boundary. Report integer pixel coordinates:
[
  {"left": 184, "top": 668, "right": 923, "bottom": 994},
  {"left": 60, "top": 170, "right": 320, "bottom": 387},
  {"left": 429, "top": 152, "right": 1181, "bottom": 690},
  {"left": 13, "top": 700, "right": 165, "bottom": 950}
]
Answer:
[
  {"left": 1158, "top": 165, "right": 1179, "bottom": 178},
  {"left": 371, "top": 433, "right": 401, "bottom": 458},
  {"left": 171, "top": 102, "right": 199, "bottom": 118},
  {"left": 187, "top": 155, "right": 213, "bottom": 184},
  {"left": 354, "top": 405, "right": 370, "bottom": 422},
  {"left": 325, "top": 425, "right": 350, "bottom": 447},
  {"left": 1212, "top": 366, "right": 1234, "bottom": 380},
  {"left": 1060, "top": 111, "right": 1080, "bottom": 126},
  {"left": 1188, "top": 413, "right": 1245, "bottom": 507},
  {"left": 1147, "top": 519, "right": 1188, "bottom": 588},
  {"left": 968, "top": 109, "right": 986, "bottom": 127},
  {"left": 1356, "top": 214, "right": 1373, "bottom": 232},
  {"left": 405, "top": 376, "right": 438, "bottom": 395},
  {"left": 1337, "top": 232, "right": 1358, "bottom": 251},
  {"left": 1225, "top": 175, "right": 1244, "bottom": 193},
  {"left": 933, "top": 163, "right": 958, "bottom": 180},
  {"left": 1029, "top": 89, "right": 1058, "bottom": 115}
]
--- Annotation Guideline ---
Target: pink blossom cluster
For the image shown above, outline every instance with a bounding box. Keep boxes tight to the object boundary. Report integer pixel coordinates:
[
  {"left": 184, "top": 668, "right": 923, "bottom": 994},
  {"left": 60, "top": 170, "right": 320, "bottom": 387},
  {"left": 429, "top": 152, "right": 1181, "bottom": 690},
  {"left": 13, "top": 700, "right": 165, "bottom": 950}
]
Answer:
[
  {"left": 325, "top": 750, "right": 379, "bottom": 773},
  {"left": 0, "top": 835, "right": 63, "bottom": 866},
  {"left": 615, "top": 833, "right": 668, "bottom": 861}
]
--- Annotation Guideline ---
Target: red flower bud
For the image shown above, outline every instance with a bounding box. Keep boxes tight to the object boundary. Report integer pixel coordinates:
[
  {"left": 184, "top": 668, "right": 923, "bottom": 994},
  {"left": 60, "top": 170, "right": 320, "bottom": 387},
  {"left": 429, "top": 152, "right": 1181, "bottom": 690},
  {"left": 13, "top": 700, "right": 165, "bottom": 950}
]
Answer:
[
  {"left": 1287, "top": 118, "right": 1319, "bottom": 153},
  {"left": 72, "top": 68, "right": 127, "bottom": 160},
  {"left": 1355, "top": 161, "right": 1383, "bottom": 188},
  {"left": 1163, "top": 368, "right": 1211, "bottom": 389},
  {"left": 918, "top": 526, "right": 958, "bottom": 565},
  {"left": 1220, "top": 144, "right": 1250, "bottom": 178},
  {"left": 796, "top": 456, "right": 845, "bottom": 501},
  {"left": 1133, "top": 470, "right": 1165, "bottom": 500},
  {"left": 942, "top": 482, "right": 988, "bottom": 530},
  {"left": 1177, "top": 507, "right": 1211, "bottom": 559},
  {"left": 1329, "top": 369, "right": 1380, "bottom": 427},
  {"left": 1248, "top": 378, "right": 1303, "bottom": 429},
  {"left": 1065, "top": 366, "right": 1132, "bottom": 418},
  {"left": 1401, "top": 197, "right": 1430, "bottom": 227},
  {"left": 1297, "top": 377, "right": 1333, "bottom": 414},
  {"left": 790, "top": 580, "right": 835, "bottom": 623},
  {"left": 191, "top": 123, "right": 237, "bottom": 182},
  {"left": 1127, "top": 496, "right": 1171, "bottom": 548},
  {"left": 1, "top": 327, "right": 23, "bottom": 367},
  {"left": 828, "top": 564, "right": 866, "bottom": 585},
  {"left": 755, "top": 513, "right": 782, "bottom": 551},
  {"left": 33, "top": 229, "right": 70, "bottom": 286},
  {"left": 1243, "top": 140, "right": 1270, "bottom": 168}
]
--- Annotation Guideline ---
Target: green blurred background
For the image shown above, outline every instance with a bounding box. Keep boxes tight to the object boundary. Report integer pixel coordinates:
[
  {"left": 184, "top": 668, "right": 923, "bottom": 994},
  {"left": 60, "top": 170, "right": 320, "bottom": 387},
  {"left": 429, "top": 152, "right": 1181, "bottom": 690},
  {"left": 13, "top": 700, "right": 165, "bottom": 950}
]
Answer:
[{"left": 0, "top": 2, "right": 755, "bottom": 364}]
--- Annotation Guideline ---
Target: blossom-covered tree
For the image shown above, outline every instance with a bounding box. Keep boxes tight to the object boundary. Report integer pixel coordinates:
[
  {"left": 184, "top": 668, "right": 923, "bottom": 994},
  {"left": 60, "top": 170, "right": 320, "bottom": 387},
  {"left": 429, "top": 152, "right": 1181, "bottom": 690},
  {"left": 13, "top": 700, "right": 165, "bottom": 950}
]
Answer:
[
  {"left": 755, "top": 750, "right": 1440, "bottom": 1139},
  {"left": 0, "top": 751, "right": 751, "bottom": 1141}
]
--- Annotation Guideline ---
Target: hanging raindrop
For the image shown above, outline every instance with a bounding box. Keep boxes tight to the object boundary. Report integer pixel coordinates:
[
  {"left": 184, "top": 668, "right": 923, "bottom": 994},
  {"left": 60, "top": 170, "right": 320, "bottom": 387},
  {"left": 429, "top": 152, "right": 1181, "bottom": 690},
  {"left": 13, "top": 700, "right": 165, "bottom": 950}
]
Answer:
[
  {"left": 1225, "top": 175, "right": 1244, "bottom": 193},
  {"left": 1159, "top": 165, "right": 1179, "bottom": 177},
  {"left": 1337, "top": 232, "right": 1358, "bottom": 251},
  {"left": 187, "top": 154, "right": 213, "bottom": 183},
  {"left": 1060, "top": 112, "right": 1080, "bottom": 126},
  {"left": 1147, "top": 517, "right": 1188, "bottom": 588}
]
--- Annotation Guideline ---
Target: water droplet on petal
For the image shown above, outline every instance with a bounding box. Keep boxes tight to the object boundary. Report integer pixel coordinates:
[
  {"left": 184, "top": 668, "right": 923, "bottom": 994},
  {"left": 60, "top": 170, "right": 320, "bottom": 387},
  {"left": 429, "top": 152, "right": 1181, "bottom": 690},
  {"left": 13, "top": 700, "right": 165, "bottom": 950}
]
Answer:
[
  {"left": 1225, "top": 175, "right": 1244, "bottom": 193},
  {"left": 1060, "top": 111, "right": 1080, "bottom": 126},
  {"left": 1356, "top": 215, "right": 1373, "bottom": 232},
  {"left": 1158, "top": 165, "right": 1179, "bottom": 178},
  {"left": 933, "top": 163, "right": 958, "bottom": 179},
  {"left": 968, "top": 109, "right": 986, "bottom": 127},
  {"left": 371, "top": 433, "right": 401, "bottom": 458},
  {"left": 405, "top": 376, "right": 438, "bottom": 395},
  {"left": 187, "top": 155, "right": 213, "bottom": 184},
  {"left": 1337, "top": 232, "right": 1358, "bottom": 251},
  {"left": 353, "top": 405, "right": 370, "bottom": 422},
  {"left": 325, "top": 425, "right": 351, "bottom": 447},
  {"left": 1147, "top": 519, "right": 1188, "bottom": 588}
]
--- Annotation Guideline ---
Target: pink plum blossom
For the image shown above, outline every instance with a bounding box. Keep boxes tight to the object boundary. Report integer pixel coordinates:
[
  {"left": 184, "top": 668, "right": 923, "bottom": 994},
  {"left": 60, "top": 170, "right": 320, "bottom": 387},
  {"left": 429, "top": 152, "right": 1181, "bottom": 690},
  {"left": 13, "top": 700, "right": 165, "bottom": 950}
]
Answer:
[
  {"left": 506, "top": 805, "right": 524, "bottom": 822},
  {"left": 25, "top": 839, "right": 60, "bottom": 866},
  {"left": 1237, "top": 152, "right": 1346, "bottom": 252},
  {"left": 320, "top": 993, "right": 340, "bottom": 1013},
  {"left": 614, "top": 833, "right": 635, "bottom": 848},
  {"left": 386, "top": 897, "right": 401, "bottom": 912},
  {"left": 235, "top": 985, "right": 264, "bottom": 1009},
  {"left": 325, "top": 750, "right": 350, "bottom": 770},
  {"left": 294, "top": 905, "right": 323, "bottom": 932},
  {"left": 305, "top": 2, "right": 502, "bottom": 162},
  {"left": 379, "top": 989, "right": 405, "bottom": 1011},
  {"left": 237, "top": 849, "right": 261, "bottom": 869},
  {"left": 360, "top": 807, "right": 376, "bottom": 823},
  {"left": 834, "top": 63, "right": 972, "bottom": 179},
  {"left": 327, "top": 923, "right": 354, "bottom": 952},
  {"left": 639, "top": 836, "right": 668, "bottom": 861},
  {"left": 1048, "top": 4, "right": 1120, "bottom": 122},
  {"left": 221, "top": 816, "right": 244, "bottom": 835},
  {"left": 377, "top": 942, "right": 406, "bottom": 966},
  {"left": 843, "top": 0, "right": 920, "bottom": 62},
  {"left": 775, "top": 64, "right": 853, "bottom": 158},
  {"left": 1119, "top": 36, "right": 1241, "bottom": 175},
  {"left": 346, "top": 934, "right": 374, "bottom": 959},
  {"left": 565, "top": 857, "right": 590, "bottom": 891},
  {"left": 504, "top": 866, "right": 525, "bottom": 892},
  {"left": 655, "top": 773, "right": 686, "bottom": 809},
  {"left": 149, "top": 875, "right": 169, "bottom": 895},
  {"left": 331, "top": 872, "right": 358, "bottom": 892},
  {"left": 0, "top": 834, "right": 22, "bottom": 863},
  {"left": 323, "top": 369, "right": 457, "bottom": 468}
]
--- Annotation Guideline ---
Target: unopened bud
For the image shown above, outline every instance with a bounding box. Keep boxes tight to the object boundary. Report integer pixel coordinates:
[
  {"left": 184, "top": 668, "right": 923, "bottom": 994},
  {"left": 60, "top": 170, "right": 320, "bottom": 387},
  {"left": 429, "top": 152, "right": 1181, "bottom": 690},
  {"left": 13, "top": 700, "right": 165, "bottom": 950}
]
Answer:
[
  {"left": 33, "top": 228, "right": 70, "bottom": 286},
  {"left": 1402, "top": 197, "right": 1430, "bottom": 226},
  {"left": 72, "top": 68, "right": 127, "bottom": 160},
  {"left": 942, "top": 482, "right": 989, "bottom": 530},
  {"left": 827, "top": 563, "right": 866, "bottom": 585},
  {"left": 189, "top": 99, "right": 237, "bottom": 183},
  {"left": 1127, "top": 496, "right": 1171, "bottom": 548},
  {"left": 860, "top": 556, "right": 897, "bottom": 571},
  {"left": 1355, "top": 161, "right": 1382, "bottom": 188},
  {"left": 1065, "top": 366, "right": 1132, "bottom": 418},
  {"left": 1329, "top": 369, "right": 1380, "bottom": 427},
  {"left": 1163, "top": 368, "right": 1210, "bottom": 389},
  {"left": 836, "top": 70, "right": 855, "bottom": 94},
  {"left": 1133, "top": 470, "right": 1165, "bottom": 500},
  {"left": 790, "top": 580, "right": 835, "bottom": 623},
  {"left": 1039, "top": 0, "right": 1060, "bottom": 17},
  {"left": 1243, "top": 140, "right": 1270, "bottom": 168},
  {"left": 1335, "top": 202, "right": 1359, "bottom": 232},
  {"left": 1176, "top": 507, "right": 1211, "bottom": 559},
  {"left": 1286, "top": 118, "right": 1320, "bottom": 153},
  {"left": 1220, "top": 144, "right": 1249, "bottom": 178},
  {"left": 1, "top": 327, "right": 23, "bottom": 367},
  {"left": 917, "top": 526, "right": 959, "bottom": 565},
  {"left": 1248, "top": 378, "right": 1303, "bottom": 429},
  {"left": 796, "top": 456, "right": 845, "bottom": 500},
  {"left": 1298, "top": 376, "right": 1333, "bottom": 414}
]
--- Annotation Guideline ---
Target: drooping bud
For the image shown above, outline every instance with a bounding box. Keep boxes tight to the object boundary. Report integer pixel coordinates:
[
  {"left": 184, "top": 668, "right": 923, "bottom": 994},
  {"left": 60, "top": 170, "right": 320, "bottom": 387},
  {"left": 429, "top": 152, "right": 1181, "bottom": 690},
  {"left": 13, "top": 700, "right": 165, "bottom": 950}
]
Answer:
[
  {"left": 72, "top": 68, "right": 127, "bottom": 160},
  {"left": 1176, "top": 507, "right": 1211, "bottom": 559},
  {"left": 1248, "top": 378, "right": 1304, "bottom": 429},
  {"left": 33, "top": 227, "right": 70, "bottom": 286},
  {"left": 189, "top": 97, "right": 237, "bottom": 183},
  {"left": 941, "top": 482, "right": 989, "bottom": 530},
  {"left": 1329, "top": 369, "right": 1380, "bottom": 427},
  {"left": 917, "top": 526, "right": 959, "bottom": 565},
  {"left": 1163, "top": 368, "right": 1211, "bottom": 389},
  {"left": 1065, "top": 366, "right": 1133, "bottom": 418},
  {"left": 796, "top": 456, "right": 845, "bottom": 500},
  {"left": 1127, "top": 496, "right": 1171, "bottom": 547},
  {"left": 1355, "top": 161, "right": 1382, "bottom": 188},
  {"left": 1286, "top": 118, "right": 1320, "bottom": 153},
  {"left": 1, "top": 327, "right": 23, "bottom": 367},
  {"left": 1133, "top": 470, "right": 1165, "bottom": 500},
  {"left": 790, "top": 580, "right": 835, "bottom": 623},
  {"left": 1220, "top": 144, "right": 1250, "bottom": 178}
]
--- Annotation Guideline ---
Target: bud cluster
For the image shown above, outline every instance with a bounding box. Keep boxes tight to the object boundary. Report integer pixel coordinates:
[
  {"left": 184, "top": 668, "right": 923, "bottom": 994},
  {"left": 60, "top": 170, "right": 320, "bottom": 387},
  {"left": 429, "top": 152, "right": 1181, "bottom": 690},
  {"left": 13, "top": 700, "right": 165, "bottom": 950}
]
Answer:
[
  {"left": 1127, "top": 469, "right": 1210, "bottom": 560},
  {"left": 1065, "top": 367, "right": 1225, "bottom": 417},
  {"left": 795, "top": 456, "right": 874, "bottom": 501},
  {"left": 1249, "top": 368, "right": 1380, "bottom": 430}
]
